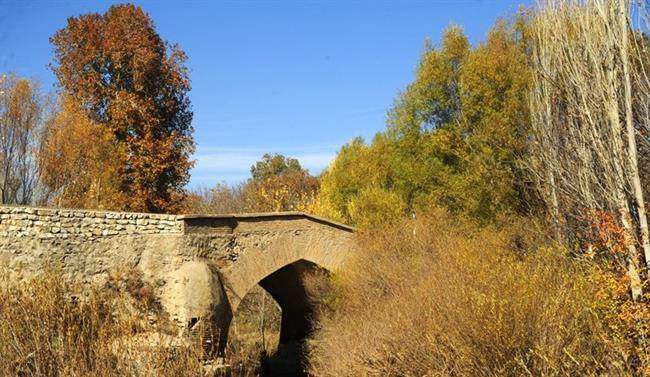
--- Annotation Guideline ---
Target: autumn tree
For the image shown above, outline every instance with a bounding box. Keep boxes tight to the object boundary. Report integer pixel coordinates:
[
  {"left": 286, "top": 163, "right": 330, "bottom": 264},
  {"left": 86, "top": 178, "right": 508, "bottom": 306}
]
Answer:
[
  {"left": 185, "top": 154, "right": 319, "bottom": 214},
  {"left": 243, "top": 169, "right": 319, "bottom": 213},
  {"left": 317, "top": 20, "right": 532, "bottom": 227},
  {"left": 50, "top": 4, "right": 194, "bottom": 213},
  {"left": 183, "top": 182, "right": 250, "bottom": 214},
  {"left": 250, "top": 153, "right": 303, "bottom": 181},
  {"left": 39, "top": 96, "right": 125, "bottom": 210},
  {"left": 529, "top": 0, "right": 650, "bottom": 300},
  {"left": 0, "top": 74, "right": 44, "bottom": 205},
  {"left": 244, "top": 153, "right": 318, "bottom": 212}
]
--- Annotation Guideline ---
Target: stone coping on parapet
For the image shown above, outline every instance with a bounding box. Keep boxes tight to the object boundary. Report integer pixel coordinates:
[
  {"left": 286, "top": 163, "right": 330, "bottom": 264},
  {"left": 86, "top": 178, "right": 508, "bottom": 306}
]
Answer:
[
  {"left": 177, "top": 212, "right": 355, "bottom": 232},
  {"left": 0, "top": 205, "right": 354, "bottom": 233},
  {"left": 0, "top": 204, "right": 178, "bottom": 220},
  {"left": 0, "top": 205, "right": 182, "bottom": 238}
]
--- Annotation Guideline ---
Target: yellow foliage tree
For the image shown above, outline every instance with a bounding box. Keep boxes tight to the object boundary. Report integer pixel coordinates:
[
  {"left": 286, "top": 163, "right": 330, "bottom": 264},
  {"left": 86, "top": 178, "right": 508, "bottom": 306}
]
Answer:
[
  {"left": 318, "top": 18, "right": 532, "bottom": 227},
  {"left": 40, "top": 96, "right": 127, "bottom": 210},
  {"left": 243, "top": 170, "right": 319, "bottom": 213},
  {"left": 0, "top": 75, "right": 43, "bottom": 205},
  {"left": 185, "top": 154, "right": 319, "bottom": 215}
]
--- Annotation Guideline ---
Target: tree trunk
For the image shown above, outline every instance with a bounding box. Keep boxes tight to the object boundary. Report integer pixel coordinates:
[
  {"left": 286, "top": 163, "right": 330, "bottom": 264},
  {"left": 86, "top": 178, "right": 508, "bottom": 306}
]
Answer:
[
  {"left": 618, "top": 0, "right": 650, "bottom": 277},
  {"left": 620, "top": 201, "right": 644, "bottom": 300}
]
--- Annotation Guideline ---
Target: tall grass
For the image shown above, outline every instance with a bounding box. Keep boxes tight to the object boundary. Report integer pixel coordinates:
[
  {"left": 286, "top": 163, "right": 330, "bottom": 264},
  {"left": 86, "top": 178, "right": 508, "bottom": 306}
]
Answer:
[
  {"left": 307, "top": 209, "right": 644, "bottom": 376},
  {"left": 0, "top": 268, "right": 204, "bottom": 377}
]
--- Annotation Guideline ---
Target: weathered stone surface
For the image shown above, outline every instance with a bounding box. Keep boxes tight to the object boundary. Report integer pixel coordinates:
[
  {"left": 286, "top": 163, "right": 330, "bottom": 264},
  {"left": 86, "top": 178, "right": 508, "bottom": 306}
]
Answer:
[
  {"left": 0, "top": 206, "right": 354, "bottom": 355},
  {"left": 163, "top": 261, "right": 230, "bottom": 328}
]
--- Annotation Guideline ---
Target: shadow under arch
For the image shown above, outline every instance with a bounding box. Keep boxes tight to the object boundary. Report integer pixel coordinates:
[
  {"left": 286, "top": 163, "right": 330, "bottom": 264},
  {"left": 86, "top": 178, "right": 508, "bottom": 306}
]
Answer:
[
  {"left": 258, "top": 259, "right": 324, "bottom": 345},
  {"left": 227, "top": 259, "right": 329, "bottom": 376},
  {"left": 177, "top": 213, "right": 354, "bottom": 373}
]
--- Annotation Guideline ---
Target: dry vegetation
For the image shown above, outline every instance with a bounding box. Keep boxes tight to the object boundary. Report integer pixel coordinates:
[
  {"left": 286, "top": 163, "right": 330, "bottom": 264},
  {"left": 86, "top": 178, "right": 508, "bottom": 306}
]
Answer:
[
  {"left": 307, "top": 210, "right": 648, "bottom": 376},
  {"left": 0, "top": 269, "right": 206, "bottom": 377},
  {"left": 0, "top": 267, "right": 288, "bottom": 377},
  {"left": 529, "top": 0, "right": 650, "bottom": 300},
  {"left": 226, "top": 286, "right": 281, "bottom": 376}
]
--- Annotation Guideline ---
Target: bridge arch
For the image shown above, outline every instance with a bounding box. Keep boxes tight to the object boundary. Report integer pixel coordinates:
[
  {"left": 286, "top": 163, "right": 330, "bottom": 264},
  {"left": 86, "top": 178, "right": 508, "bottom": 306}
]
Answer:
[
  {"left": 214, "top": 218, "right": 351, "bottom": 314},
  {"left": 255, "top": 259, "right": 325, "bottom": 345},
  {"left": 225, "top": 258, "right": 328, "bottom": 374},
  {"left": 168, "top": 212, "right": 354, "bottom": 359},
  {"left": 0, "top": 207, "right": 354, "bottom": 368}
]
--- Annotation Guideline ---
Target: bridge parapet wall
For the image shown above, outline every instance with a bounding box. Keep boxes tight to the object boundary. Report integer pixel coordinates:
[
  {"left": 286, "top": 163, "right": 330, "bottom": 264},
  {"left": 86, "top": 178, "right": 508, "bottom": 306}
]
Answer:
[{"left": 0, "top": 206, "right": 182, "bottom": 240}]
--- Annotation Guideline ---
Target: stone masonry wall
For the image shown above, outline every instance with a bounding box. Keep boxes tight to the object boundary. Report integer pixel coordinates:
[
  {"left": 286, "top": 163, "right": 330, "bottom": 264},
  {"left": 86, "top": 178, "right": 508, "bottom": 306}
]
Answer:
[
  {"left": 0, "top": 206, "right": 182, "bottom": 240},
  {"left": 0, "top": 206, "right": 354, "bottom": 352}
]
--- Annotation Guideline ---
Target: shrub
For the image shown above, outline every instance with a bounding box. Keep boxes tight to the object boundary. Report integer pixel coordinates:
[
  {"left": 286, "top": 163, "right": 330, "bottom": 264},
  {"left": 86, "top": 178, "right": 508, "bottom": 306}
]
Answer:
[
  {"left": 308, "top": 209, "right": 643, "bottom": 376},
  {"left": 0, "top": 268, "right": 204, "bottom": 377}
]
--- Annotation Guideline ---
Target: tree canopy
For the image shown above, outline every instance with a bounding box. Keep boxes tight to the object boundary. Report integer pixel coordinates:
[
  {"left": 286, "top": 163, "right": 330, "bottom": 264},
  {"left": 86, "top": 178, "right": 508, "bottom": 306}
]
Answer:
[
  {"left": 185, "top": 153, "right": 319, "bottom": 214},
  {"left": 0, "top": 75, "right": 43, "bottom": 205},
  {"left": 39, "top": 96, "right": 125, "bottom": 210},
  {"left": 50, "top": 4, "right": 194, "bottom": 213},
  {"left": 317, "top": 20, "right": 532, "bottom": 227},
  {"left": 250, "top": 153, "right": 304, "bottom": 181}
]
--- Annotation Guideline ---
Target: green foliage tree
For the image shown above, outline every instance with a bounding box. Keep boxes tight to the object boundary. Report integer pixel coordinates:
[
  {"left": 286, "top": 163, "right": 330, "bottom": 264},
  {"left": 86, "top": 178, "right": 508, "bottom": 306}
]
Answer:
[
  {"left": 317, "top": 18, "right": 532, "bottom": 227},
  {"left": 250, "top": 153, "right": 303, "bottom": 181}
]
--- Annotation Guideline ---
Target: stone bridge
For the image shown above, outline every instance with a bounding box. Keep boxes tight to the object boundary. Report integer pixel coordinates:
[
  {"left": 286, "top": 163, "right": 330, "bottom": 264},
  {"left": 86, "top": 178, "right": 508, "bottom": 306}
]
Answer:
[{"left": 0, "top": 205, "right": 354, "bottom": 356}]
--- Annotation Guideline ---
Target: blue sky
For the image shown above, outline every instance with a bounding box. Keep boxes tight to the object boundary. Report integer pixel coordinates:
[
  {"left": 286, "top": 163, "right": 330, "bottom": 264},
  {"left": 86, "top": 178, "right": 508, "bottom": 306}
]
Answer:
[{"left": 0, "top": 0, "right": 529, "bottom": 186}]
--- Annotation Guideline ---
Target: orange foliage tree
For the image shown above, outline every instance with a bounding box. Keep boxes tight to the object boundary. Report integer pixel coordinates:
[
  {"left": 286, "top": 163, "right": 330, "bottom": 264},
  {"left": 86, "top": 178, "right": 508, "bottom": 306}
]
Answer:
[
  {"left": 50, "top": 4, "right": 194, "bottom": 213},
  {"left": 39, "top": 96, "right": 126, "bottom": 210}
]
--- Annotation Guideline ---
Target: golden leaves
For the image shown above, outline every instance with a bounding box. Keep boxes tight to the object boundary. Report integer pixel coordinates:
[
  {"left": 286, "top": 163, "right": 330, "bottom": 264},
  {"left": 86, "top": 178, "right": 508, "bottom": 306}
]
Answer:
[
  {"left": 50, "top": 4, "right": 194, "bottom": 213},
  {"left": 39, "top": 96, "right": 127, "bottom": 210}
]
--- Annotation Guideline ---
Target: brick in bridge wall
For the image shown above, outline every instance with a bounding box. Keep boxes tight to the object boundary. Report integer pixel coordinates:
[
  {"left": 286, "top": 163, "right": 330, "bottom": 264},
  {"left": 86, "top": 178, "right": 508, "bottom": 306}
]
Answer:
[{"left": 0, "top": 206, "right": 183, "bottom": 240}]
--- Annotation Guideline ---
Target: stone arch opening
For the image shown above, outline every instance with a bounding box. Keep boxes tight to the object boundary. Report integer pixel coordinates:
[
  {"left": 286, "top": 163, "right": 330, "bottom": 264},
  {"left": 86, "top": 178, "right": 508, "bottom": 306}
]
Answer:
[
  {"left": 226, "top": 285, "right": 281, "bottom": 361},
  {"left": 1, "top": 209, "right": 355, "bottom": 373},
  {"left": 225, "top": 259, "right": 328, "bottom": 375},
  {"left": 260, "top": 259, "right": 321, "bottom": 345}
]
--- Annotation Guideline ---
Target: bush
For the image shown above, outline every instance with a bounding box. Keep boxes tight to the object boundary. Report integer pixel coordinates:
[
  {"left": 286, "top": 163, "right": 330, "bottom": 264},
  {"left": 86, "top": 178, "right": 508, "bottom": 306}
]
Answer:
[
  {"left": 0, "top": 268, "right": 204, "bottom": 377},
  {"left": 307, "top": 209, "right": 643, "bottom": 376}
]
